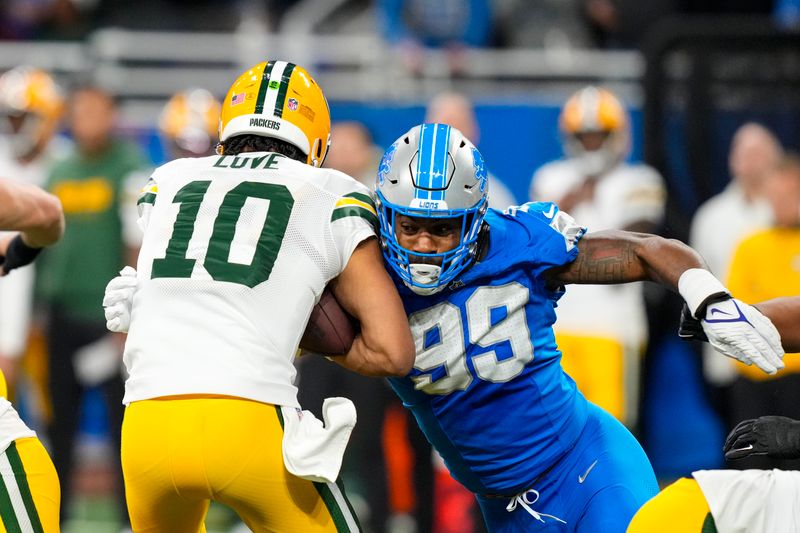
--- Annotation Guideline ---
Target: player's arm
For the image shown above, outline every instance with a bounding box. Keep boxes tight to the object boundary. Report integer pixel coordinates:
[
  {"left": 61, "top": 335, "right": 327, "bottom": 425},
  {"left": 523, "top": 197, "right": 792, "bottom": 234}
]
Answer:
[
  {"left": 0, "top": 179, "right": 64, "bottom": 274},
  {"left": 544, "top": 229, "right": 704, "bottom": 288},
  {"left": 329, "top": 237, "right": 415, "bottom": 377},
  {"left": 546, "top": 229, "right": 785, "bottom": 374},
  {"left": 0, "top": 179, "right": 64, "bottom": 248},
  {"left": 753, "top": 297, "right": 800, "bottom": 353}
]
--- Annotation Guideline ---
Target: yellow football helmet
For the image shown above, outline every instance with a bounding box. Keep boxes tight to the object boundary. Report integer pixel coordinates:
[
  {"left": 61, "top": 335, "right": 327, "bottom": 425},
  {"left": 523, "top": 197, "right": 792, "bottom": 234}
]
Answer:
[
  {"left": 559, "top": 86, "right": 630, "bottom": 176},
  {"left": 159, "top": 88, "right": 221, "bottom": 156},
  {"left": 0, "top": 66, "right": 64, "bottom": 159},
  {"left": 218, "top": 60, "right": 331, "bottom": 167}
]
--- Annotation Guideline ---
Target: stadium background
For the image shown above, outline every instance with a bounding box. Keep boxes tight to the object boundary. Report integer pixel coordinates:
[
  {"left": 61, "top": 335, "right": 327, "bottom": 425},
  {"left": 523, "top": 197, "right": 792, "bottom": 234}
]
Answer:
[{"left": 1, "top": 0, "right": 799, "bottom": 531}]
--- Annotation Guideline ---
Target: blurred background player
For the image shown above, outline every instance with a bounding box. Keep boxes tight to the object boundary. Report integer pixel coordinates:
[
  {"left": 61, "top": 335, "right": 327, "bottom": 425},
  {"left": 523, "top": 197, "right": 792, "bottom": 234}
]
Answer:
[
  {"left": 425, "top": 91, "right": 517, "bottom": 210},
  {"left": 528, "top": 85, "right": 666, "bottom": 427},
  {"left": 35, "top": 84, "right": 150, "bottom": 526},
  {"left": 0, "top": 66, "right": 64, "bottom": 390},
  {"left": 157, "top": 87, "right": 221, "bottom": 160},
  {"left": 0, "top": 176, "right": 64, "bottom": 532},
  {"left": 689, "top": 123, "right": 784, "bottom": 413},
  {"left": 722, "top": 152, "right": 800, "bottom": 470},
  {"left": 110, "top": 59, "right": 414, "bottom": 532}
]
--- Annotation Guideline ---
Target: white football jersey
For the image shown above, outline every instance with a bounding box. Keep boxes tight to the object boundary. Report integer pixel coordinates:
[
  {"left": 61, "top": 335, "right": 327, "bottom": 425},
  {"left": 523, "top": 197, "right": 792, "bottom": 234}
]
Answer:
[
  {"left": 0, "top": 399, "right": 35, "bottom": 454},
  {"left": 529, "top": 159, "right": 666, "bottom": 345},
  {"left": 123, "top": 152, "right": 377, "bottom": 407}
]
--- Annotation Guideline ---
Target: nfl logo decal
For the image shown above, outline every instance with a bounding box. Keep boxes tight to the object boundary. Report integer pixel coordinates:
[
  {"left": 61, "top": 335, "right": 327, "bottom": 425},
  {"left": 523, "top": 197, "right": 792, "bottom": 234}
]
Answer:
[
  {"left": 231, "top": 92, "right": 245, "bottom": 106},
  {"left": 288, "top": 98, "right": 298, "bottom": 111}
]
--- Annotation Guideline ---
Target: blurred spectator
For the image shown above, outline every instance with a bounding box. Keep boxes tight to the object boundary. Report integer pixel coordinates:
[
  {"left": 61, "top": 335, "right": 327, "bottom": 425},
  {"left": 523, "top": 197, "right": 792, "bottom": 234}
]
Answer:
[
  {"left": 0, "top": 0, "right": 88, "bottom": 40},
  {"left": 529, "top": 86, "right": 666, "bottom": 428},
  {"left": 689, "top": 123, "right": 781, "bottom": 401},
  {"left": 425, "top": 91, "right": 517, "bottom": 209},
  {"left": 0, "top": 67, "right": 65, "bottom": 390},
  {"left": 581, "top": 0, "right": 679, "bottom": 49},
  {"left": 378, "top": 0, "right": 494, "bottom": 76},
  {"left": 494, "top": 0, "right": 593, "bottom": 49},
  {"left": 723, "top": 153, "right": 800, "bottom": 470},
  {"left": 323, "top": 121, "right": 383, "bottom": 185},
  {"left": 158, "top": 87, "right": 221, "bottom": 159},
  {"left": 36, "top": 85, "right": 148, "bottom": 525},
  {"left": 775, "top": 0, "right": 800, "bottom": 29}
]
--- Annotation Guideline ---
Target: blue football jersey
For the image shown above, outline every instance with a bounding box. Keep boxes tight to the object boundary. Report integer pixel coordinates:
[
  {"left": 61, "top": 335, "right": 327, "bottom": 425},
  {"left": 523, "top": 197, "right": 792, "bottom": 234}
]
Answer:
[{"left": 389, "top": 202, "right": 590, "bottom": 495}]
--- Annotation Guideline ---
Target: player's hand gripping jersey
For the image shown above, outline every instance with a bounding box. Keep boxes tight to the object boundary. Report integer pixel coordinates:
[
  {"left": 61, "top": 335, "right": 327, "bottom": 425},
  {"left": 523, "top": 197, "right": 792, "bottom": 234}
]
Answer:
[
  {"left": 389, "top": 202, "right": 590, "bottom": 495},
  {"left": 123, "top": 151, "right": 377, "bottom": 406}
]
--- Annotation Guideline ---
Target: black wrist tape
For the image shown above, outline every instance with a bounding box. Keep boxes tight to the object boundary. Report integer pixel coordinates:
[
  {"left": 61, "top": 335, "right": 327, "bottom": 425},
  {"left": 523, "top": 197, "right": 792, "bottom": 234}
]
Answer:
[
  {"left": 694, "top": 291, "right": 731, "bottom": 319},
  {"left": 3, "top": 235, "right": 42, "bottom": 273}
]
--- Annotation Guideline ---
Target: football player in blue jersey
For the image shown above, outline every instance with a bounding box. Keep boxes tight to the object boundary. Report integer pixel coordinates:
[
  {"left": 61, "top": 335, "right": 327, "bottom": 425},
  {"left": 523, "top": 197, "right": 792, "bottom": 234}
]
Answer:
[{"left": 374, "top": 123, "right": 785, "bottom": 532}]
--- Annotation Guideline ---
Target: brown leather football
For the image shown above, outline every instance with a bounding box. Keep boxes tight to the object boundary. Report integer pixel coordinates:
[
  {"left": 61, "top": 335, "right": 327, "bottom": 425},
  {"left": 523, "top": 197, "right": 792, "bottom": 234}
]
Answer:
[{"left": 299, "top": 287, "right": 358, "bottom": 355}]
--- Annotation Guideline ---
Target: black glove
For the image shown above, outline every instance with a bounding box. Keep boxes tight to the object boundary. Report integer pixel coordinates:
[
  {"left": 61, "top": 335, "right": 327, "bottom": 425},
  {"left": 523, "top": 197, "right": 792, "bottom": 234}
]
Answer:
[
  {"left": 723, "top": 416, "right": 800, "bottom": 460},
  {"left": 0, "top": 235, "right": 42, "bottom": 275},
  {"left": 678, "top": 302, "right": 708, "bottom": 342}
]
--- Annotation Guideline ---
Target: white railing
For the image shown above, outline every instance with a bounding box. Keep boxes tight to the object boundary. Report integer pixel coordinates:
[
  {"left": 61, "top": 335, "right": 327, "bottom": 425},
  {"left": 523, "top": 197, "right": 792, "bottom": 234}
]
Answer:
[{"left": 0, "top": 29, "right": 644, "bottom": 128}]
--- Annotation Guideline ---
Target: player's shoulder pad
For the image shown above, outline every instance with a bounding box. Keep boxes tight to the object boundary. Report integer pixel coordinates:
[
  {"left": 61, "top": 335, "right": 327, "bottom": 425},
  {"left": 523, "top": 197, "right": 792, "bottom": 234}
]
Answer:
[
  {"left": 327, "top": 171, "right": 378, "bottom": 230},
  {"left": 503, "top": 202, "right": 586, "bottom": 252}
]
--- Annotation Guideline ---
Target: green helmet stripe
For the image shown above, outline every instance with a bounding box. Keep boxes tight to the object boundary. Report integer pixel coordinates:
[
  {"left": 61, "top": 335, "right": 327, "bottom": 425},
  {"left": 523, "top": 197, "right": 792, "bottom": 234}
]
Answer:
[
  {"left": 273, "top": 62, "right": 296, "bottom": 118},
  {"left": 254, "top": 61, "right": 275, "bottom": 114}
]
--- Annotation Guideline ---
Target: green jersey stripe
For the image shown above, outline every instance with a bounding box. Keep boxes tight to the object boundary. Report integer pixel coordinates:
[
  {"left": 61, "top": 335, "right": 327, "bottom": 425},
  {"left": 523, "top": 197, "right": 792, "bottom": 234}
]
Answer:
[
  {"left": 5, "top": 443, "right": 43, "bottom": 533},
  {"left": 0, "top": 459, "right": 22, "bottom": 533},
  {"left": 137, "top": 192, "right": 157, "bottom": 206},
  {"left": 701, "top": 512, "right": 718, "bottom": 533},
  {"left": 273, "top": 63, "right": 296, "bottom": 118},
  {"left": 342, "top": 192, "right": 375, "bottom": 209},
  {"left": 255, "top": 61, "right": 276, "bottom": 114},
  {"left": 336, "top": 478, "right": 360, "bottom": 528},
  {"left": 331, "top": 206, "right": 379, "bottom": 228},
  {"left": 313, "top": 480, "right": 360, "bottom": 532}
]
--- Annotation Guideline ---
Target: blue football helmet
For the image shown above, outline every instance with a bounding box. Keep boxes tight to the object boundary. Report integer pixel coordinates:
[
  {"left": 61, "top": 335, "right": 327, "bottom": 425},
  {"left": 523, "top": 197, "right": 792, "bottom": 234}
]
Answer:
[{"left": 376, "top": 123, "right": 489, "bottom": 295}]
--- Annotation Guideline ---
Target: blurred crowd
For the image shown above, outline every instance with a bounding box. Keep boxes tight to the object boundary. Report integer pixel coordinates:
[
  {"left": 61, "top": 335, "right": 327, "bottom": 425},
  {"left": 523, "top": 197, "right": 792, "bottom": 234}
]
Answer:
[
  {"left": 0, "top": 2, "right": 799, "bottom": 533},
  {"left": 3, "top": 0, "right": 799, "bottom": 48}
]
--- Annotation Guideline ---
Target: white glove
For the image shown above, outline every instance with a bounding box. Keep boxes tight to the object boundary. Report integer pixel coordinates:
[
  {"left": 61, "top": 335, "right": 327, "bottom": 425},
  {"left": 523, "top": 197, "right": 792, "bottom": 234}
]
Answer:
[
  {"left": 701, "top": 297, "right": 785, "bottom": 375},
  {"left": 103, "top": 266, "right": 137, "bottom": 333},
  {"left": 679, "top": 268, "right": 784, "bottom": 375}
]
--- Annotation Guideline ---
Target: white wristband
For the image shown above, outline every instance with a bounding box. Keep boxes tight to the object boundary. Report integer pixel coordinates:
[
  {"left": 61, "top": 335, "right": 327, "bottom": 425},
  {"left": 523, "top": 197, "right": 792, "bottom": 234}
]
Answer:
[{"left": 678, "top": 268, "right": 729, "bottom": 317}]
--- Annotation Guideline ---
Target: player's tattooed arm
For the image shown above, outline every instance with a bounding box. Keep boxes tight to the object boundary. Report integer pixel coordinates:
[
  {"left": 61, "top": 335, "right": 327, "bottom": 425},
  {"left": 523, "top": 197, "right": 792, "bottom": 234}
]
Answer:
[{"left": 545, "top": 229, "right": 707, "bottom": 290}]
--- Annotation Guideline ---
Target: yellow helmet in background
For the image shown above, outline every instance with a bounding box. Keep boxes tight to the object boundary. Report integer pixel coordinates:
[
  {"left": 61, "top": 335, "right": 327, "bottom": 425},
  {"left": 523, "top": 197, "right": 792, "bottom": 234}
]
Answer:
[
  {"left": 218, "top": 60, "right": 331, "bottom": 167},
  {"left": 0, "top": 66, "right": 64, "bottom": 159},
  {"left": 159, "top": 88, "right": 221, "bottom": 156},
  {"left": 559, "top": 86, "right": 630, "bottom": 176}
]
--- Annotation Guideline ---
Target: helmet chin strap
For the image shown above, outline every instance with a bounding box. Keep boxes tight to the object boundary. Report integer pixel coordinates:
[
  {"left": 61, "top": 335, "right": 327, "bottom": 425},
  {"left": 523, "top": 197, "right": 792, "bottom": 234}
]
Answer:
[{"left": 406, "top": 264, "right": 446, "bottom": 295}]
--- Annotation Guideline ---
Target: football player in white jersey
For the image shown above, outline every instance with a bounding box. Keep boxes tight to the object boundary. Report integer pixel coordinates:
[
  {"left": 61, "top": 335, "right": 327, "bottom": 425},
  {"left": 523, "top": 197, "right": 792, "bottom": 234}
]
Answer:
[
  {"left": 114, "top": 60, "right": 414, "bottom": 532},
  {"left": 0, "top": 177, "right": 64, "bottom": 532},
  {"left": 528, "top": 86, "right": 666, "bottom": 426},
  {"left": 0, "top": 67, "right": 65, "bottom": 387}
]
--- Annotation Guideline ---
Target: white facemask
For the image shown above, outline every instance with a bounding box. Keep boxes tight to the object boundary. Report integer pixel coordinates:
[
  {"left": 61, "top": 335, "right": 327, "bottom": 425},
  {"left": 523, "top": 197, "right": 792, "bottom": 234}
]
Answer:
[{"left": 406, "top": 263, "right": 446, "bottom": 295}]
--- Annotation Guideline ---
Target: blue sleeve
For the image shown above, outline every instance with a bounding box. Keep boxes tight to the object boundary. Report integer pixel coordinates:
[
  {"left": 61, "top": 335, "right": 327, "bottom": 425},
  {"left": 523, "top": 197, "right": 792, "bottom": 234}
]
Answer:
[{"left": 505, "top": 202, "right": 586, "bottom": 276}]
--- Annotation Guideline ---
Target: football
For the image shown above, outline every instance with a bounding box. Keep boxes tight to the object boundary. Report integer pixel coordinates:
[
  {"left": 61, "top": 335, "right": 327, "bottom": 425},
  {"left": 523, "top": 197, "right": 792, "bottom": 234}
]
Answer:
[{"left": 299, "top": 287, "right": 358, "bottom": 355}]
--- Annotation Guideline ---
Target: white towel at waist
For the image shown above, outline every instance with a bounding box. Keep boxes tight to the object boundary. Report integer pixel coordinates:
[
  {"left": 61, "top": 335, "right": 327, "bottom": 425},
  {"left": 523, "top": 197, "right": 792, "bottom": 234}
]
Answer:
[{"left": 281, "top": 397, "right": 357, "bottom": 484}]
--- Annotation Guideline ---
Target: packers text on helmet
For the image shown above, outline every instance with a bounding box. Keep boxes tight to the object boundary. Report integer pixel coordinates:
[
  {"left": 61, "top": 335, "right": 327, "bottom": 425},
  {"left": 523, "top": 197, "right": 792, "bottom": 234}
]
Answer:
[{"left": 218, "top": 61, "right": 330, "bottom": 167}]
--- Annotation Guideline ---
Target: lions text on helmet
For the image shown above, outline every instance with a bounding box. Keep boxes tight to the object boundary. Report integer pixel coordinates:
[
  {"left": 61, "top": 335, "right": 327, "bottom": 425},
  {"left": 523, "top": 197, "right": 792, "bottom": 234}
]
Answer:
[{"left": 375, "top": 123, "right": 488, "bottom": 295}]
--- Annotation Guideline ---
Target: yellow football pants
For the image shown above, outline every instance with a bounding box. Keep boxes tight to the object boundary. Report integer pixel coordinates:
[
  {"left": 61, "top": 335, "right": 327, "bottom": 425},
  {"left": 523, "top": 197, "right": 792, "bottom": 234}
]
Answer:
[
  {"left": 627, "top": 477, "right": 716, "bottom": 532},
  {"left": 557, "top": 333, "right": 638, "bottom": 425},
  {"left": 122, "top": 396, "right": 360, "bottom": 533},
  {"left": 0, "top": 437, "right": 61, "bottom": 533}
]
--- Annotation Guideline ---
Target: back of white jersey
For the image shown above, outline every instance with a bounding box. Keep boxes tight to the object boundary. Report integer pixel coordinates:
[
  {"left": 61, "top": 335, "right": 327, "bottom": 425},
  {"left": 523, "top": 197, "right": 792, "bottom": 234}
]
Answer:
[{"left": 123, "top": 152, "right": 376, "bottom": 406}]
